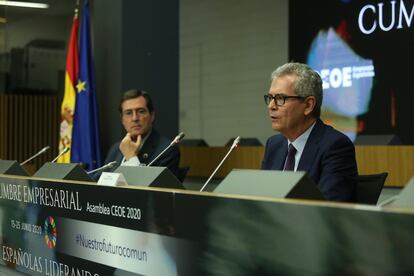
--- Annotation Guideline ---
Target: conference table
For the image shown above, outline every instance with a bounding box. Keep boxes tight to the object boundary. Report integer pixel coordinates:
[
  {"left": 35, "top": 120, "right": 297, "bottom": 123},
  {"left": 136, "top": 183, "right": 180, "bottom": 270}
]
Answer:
[
  {"left": 1, "top": 173, "right": 413, "bottom": 275},
  {"left": 180, "top": 145, "right": 414, "bottom": 187}
]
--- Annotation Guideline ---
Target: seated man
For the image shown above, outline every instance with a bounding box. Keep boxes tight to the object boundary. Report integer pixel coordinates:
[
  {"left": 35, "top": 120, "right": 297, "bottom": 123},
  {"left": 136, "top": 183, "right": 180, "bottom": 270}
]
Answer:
[
  {"left": 261, "top": 62, "right": 357, "bottom": 202},
  {"left": 103, "top": 89, "right": 180, "bottom": 177}
]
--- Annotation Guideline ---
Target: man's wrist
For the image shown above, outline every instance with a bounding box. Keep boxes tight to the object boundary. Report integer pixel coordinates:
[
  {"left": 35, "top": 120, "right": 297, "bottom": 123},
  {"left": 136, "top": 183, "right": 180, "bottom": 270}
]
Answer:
[{"left": 124, "top": 151, "right": 138, "bottom": 160}]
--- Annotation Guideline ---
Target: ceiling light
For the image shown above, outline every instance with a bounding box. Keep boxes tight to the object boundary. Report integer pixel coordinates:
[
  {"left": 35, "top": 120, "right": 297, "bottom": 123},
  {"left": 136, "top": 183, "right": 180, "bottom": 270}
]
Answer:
[{"left": 0, "top": 1, "right": 49, "bottom": 9}]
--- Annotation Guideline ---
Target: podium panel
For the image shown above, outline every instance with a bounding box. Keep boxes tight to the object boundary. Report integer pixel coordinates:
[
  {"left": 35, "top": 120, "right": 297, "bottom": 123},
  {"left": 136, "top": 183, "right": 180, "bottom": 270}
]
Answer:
[
  {"left": 0, "top": 174, "right": 413, "bottom": 275},
  {"left": 214, "top": 169, "right": 324, "bottom": 200},
  {"left": 114, "top": 166, "right": 184, "bottom": 189},
  {"left": 390, "top": 177, "right": 414, "bottom": 208},
  {"left": 0, "top": 160, "right": 29, "bottom": 176},
  {"left": 33, "top": 162, "right": 94, "bottom": 182}
]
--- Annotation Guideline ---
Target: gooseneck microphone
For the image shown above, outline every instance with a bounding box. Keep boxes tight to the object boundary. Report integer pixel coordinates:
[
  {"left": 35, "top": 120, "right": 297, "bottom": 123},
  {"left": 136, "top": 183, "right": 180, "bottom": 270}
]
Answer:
[
  {"left": 87, "top": 161, "right": 118, "bottom": 175},
  {"left": 147, "top": 132, "right": 185, "bottom": 167},
  {"left": 21, "top": 146, "right": 50, "bottom": 165},
  {"left": 200, "top": 136, "right": 240, "bottom": 192},
  {"left": 171, "top": 132, "right": 186, "bottom": 145},
  {"left": 51, "top": 147, "right": 70, "bottom": 163}
]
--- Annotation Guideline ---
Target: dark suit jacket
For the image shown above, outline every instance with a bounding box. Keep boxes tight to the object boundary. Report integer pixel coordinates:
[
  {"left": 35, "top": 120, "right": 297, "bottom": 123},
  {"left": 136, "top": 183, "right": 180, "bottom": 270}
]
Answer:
[
  {"left": 261, "top": 119, "right": 357, "bottom": 202},
  {"left": 103, "top": 129, "right": 180, "bottom": 177}
]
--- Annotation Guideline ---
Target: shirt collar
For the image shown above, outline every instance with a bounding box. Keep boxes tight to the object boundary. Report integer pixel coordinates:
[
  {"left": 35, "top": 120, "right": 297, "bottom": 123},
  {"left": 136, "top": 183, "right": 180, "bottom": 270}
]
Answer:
[{"left": 288, "top": 121, "right": 316, "bottom": 154}]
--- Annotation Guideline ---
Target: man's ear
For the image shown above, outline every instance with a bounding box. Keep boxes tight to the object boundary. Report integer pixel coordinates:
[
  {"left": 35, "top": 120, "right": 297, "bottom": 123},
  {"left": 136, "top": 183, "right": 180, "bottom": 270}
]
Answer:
[
  {"left": 150, "top": 111, "right": 155, "bottom": 124},
  {"left": 304, "top": 96, "right": 316, "bottom": 116}
]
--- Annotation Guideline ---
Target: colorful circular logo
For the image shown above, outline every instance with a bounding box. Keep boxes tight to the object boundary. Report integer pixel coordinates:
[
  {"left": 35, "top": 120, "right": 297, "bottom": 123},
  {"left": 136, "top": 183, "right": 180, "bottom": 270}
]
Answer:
[{"left": 44, "top": 216, "right": 57, "bottom": 249}]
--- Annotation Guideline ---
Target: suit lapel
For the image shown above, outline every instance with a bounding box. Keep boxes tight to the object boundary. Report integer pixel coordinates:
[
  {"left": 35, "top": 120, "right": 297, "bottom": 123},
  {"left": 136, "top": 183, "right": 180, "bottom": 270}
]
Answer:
[
  {"left": 272, "top": 139, "right": 288, "bottom": 170},
  {"left": 298, "top": 119, "right": 324, "bottom": 171},
  {"left": 115, "top": 150, "right": 124, "bottom": 163},
  {"left": 109, "top": 145, "right": 124, "bottom": 171},
  {"left": 138, "top": 130, "right": 157, "bottom": 165}
]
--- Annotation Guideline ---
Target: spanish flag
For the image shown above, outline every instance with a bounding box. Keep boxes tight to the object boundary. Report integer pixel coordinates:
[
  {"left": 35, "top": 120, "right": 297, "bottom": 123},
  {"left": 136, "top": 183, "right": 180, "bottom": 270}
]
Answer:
[{"left": 57, "top": 10, "right": 79, "bottom": 163}]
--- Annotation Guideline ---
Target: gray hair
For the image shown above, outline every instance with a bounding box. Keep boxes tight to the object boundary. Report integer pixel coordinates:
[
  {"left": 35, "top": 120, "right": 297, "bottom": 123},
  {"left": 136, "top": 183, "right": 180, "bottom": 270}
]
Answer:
[{"left": 271, "top": 62, "right": 323, "bottom": 118}]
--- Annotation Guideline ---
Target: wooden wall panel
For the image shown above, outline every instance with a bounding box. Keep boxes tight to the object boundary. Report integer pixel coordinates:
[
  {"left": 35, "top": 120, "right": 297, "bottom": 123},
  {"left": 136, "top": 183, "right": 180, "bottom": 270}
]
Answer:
[
  {"left": 180, "top": 146, "right": 414, "bottom": 187},
  {"left": 355, "top": 146, "right": 414, "bottom": 188},
  {"left": 0, "top": 95, "right": 59, "bottom": 174}
]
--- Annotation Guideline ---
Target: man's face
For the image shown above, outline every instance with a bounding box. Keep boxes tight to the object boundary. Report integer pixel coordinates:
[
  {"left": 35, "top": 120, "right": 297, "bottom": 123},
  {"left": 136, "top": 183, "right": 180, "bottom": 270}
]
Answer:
[
  {"left": 267, "top": 74, "right": 307, "bottom": 139},
  {"left": 121, "top": 96, "right": 154, "bottom": 139}
]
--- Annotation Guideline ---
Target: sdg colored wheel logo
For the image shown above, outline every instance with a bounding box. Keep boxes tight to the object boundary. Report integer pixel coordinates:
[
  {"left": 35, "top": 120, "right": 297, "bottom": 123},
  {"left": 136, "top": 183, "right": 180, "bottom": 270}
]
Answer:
[{"left": 44, "top": 216, "right": 57, "bottom": 249}]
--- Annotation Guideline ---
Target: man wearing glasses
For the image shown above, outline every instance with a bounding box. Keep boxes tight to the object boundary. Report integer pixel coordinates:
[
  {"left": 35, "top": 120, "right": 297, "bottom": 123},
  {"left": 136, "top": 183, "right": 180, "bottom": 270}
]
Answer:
[
  {"left": 261, "top": 62, "right": 357, "bottom": 202},
  {"left": 103, "top": 89, "right": 180, "bottom": 176}
]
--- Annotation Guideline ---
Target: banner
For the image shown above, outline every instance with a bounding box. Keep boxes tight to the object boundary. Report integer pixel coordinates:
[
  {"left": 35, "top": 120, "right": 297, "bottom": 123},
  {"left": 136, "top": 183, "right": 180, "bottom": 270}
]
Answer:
[{"left": 0, "top": 175, "right": 414, "bottom": 275}]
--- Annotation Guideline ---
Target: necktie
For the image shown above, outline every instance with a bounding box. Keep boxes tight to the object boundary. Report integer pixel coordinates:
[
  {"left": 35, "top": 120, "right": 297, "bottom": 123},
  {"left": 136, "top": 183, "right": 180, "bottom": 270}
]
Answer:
[{"left": 284, "top": 144, "right": 296, "bottom": 171}]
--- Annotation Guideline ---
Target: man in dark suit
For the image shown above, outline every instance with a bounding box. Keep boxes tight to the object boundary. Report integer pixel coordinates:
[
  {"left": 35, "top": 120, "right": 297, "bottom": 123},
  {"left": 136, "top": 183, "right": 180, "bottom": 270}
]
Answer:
[
  {"left": 261, "top": 62, "right": 357, "bottom": 202},
  {"left": 103, "top": 89, "right": 180, "bottom": 176}
]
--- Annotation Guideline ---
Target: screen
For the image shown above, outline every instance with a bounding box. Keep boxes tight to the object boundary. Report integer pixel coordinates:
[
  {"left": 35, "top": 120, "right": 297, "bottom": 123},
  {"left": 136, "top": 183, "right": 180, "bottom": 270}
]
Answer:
[{"left": 290, "top": 0, "right": 414, "bottom": 144}]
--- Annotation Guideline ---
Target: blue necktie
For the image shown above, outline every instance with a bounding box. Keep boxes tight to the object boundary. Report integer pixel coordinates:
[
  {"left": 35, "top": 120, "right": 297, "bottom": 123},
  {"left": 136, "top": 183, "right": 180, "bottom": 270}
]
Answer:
[{"left": 284, "top": 144, "right": 296, "bottom": 171}]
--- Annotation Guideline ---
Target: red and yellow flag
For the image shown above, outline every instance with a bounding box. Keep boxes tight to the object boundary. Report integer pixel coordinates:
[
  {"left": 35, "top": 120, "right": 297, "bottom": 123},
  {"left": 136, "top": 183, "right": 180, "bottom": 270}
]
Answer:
[{"left": 58, "top": 11, "right": 79, "bottom": 163}]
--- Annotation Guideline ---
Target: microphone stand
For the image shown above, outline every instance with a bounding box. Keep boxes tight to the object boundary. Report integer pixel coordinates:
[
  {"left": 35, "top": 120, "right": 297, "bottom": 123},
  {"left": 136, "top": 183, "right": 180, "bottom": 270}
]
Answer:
[
  {"left": 147, "top": 132, "right": 185, "bottom": 167},
  {"left": 21, "top": 146, "right": 50, "bottom": 166},
  {"left": 200, "top": 136, "right": 240, "bottom": 192},
  {"left": 87, "top": 161, "right": 118, "bottom": 175},
  {"left": 51, "top": 147, "right": 70, "bottom": 163}
]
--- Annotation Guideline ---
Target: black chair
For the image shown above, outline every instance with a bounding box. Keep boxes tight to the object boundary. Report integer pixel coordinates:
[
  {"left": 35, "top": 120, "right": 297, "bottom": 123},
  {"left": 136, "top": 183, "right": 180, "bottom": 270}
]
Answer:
[
  {"left": 356, "top": 172, "right": 388, "bottom": 205},
  {"left": 176, "top": 166, "right": 190, "bottom": 183}
]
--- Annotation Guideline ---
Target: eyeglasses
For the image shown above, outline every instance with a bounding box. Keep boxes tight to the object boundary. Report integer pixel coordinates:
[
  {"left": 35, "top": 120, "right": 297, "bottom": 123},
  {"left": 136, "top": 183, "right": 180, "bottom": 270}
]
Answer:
[
  {"left": 122, "top": 108, "right": 149, "bottom": 118},
  {"left": 264, "top": 94, "right": 305, "bottom": 106}
]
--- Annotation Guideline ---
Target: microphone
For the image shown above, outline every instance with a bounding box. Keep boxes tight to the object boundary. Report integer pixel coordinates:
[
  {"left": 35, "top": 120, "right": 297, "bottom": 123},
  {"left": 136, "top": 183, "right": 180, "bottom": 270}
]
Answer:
[
  {"left": 171, "top": 132, "right": 185, "bottom": 144},
  {"left": 51, "top": 147, "right": 70, "bottom": 163},
  {"left": 87, "top": 161, "right": 118, "bottom": 175},
  {"left": 21, "top": 146, "right": 50, "bottom": 165},
  {"left": 200, "top": 136, "right": 240, "bottom": 192},
  {"left": 147, "top": 132, "right": 185, "bottom": 167}
]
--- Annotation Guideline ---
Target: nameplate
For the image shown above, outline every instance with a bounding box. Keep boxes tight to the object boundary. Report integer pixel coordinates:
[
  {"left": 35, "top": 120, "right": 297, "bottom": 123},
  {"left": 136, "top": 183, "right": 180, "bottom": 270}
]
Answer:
[{"left": 97, "top": 172, "right": 128, "bottom": 187}]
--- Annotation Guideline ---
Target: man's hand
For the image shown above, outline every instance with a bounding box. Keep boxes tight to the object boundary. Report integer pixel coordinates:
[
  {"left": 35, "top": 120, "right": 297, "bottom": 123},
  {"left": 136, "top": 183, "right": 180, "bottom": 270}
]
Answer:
[{"left": 119, "top": 133, "right": 142, "bottom": 160}]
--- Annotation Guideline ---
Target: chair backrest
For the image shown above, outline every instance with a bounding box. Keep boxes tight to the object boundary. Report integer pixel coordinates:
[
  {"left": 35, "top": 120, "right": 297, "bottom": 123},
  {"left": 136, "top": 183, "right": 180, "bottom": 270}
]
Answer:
[
  {"left": 176, "top": 166, "right": 190, "bottom": 183},
  {"left": 356, "top": 172, "right": 388, "bottom": 205}
]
